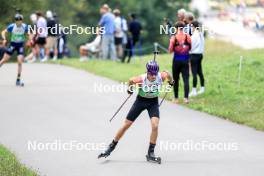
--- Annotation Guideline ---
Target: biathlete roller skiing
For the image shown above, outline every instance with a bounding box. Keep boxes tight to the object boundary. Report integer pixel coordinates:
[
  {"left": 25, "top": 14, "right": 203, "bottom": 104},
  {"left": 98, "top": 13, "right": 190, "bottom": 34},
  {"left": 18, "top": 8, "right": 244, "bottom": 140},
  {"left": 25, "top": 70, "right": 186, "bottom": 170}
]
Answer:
[
  {"left": 0, "top": 13, "right": 32, "bottom": 87},
  {"left": 98, "top": 54, "right": 174, "bottom": 164}
]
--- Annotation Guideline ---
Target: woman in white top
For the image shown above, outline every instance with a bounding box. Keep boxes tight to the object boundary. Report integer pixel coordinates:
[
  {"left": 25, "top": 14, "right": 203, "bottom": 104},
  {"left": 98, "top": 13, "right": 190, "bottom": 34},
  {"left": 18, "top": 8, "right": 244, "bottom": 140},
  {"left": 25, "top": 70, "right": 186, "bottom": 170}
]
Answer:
[{"left": 189, "top": 21, "right": 205, "bottom": 97}]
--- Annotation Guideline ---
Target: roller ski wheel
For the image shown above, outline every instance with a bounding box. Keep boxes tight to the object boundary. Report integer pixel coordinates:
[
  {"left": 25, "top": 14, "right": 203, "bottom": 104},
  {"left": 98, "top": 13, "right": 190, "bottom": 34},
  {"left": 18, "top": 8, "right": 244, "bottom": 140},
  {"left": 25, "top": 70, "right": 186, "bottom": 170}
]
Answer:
[
  {"left": 16, "top": 80, "right": 24, "bottom": 87},
  {"left": 146, "top": 154, "right": 161, "bottom": 164},
  {"left": 98, "top": 152, "right": 110, "bottom": 159}
]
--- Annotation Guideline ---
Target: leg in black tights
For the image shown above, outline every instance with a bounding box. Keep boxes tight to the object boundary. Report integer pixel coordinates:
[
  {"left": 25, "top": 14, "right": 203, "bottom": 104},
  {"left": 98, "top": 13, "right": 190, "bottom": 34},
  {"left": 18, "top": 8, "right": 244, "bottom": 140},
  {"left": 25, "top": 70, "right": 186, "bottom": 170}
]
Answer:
[
  {"left": 181, "top": 60, "right": 189, "bottom": 98},
  {"left": 197, "top": 54, "right": 205, "bottom": 87},
  {"left": 172, "top": 60, "right": 181, "bottom": 99},
  {"left": 190, "top": 54, "right": 199, "bottom": 88}
]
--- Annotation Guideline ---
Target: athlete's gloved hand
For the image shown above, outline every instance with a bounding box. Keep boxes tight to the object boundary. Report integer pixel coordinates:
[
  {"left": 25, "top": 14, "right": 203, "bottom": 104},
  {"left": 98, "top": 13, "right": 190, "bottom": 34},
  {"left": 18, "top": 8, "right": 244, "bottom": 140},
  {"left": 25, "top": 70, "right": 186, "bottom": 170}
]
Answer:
[
  {"left": 127, "top": 89, "right": 133, "bottom": 95},
  {"left": 168, "top": 80, "right": 174, "bottom": 86}
]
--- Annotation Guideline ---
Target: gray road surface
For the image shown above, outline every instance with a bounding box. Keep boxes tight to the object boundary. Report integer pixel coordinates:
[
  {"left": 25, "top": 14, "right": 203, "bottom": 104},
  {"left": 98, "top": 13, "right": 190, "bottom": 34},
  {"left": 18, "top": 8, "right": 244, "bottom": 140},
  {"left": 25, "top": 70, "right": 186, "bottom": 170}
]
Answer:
[{"left": 0, "top": 64, "right": 264, "bottom": 176}]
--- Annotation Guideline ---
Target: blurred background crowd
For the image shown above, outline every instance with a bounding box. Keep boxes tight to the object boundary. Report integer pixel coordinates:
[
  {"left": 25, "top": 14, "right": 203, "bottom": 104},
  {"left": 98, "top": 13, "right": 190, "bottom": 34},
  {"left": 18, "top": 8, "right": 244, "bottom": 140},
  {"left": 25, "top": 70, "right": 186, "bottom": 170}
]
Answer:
[{"left": 0, "top": 0, "right": 264, "bottom": 62}]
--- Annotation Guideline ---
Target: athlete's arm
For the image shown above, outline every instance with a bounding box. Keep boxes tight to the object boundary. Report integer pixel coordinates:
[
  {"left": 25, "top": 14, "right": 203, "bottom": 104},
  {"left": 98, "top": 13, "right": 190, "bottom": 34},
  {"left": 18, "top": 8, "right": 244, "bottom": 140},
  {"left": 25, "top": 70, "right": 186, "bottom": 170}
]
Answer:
[
  {"left": 26, "top": 33, "right": 34, "bottom": 47},
  {"left": 127, "top": 78, "right": 135, "bottom": 94},
  {"left": 1, "top": 29, "right": 8, "bottom": 45},
  {"left": 168, "top": 36, "right": 176, "bottom": 53},
  {"left": 27, "top": 33, "right": 34, "bottom": 44},
  {"left": 187, "top": 34, "right": 192, "bottom": 50},
  {"left": 161, "top": 71, "right": 174, "bottom": 85},
  {"left": 127, "top": 75, "right": 143, "bottom": 94}
]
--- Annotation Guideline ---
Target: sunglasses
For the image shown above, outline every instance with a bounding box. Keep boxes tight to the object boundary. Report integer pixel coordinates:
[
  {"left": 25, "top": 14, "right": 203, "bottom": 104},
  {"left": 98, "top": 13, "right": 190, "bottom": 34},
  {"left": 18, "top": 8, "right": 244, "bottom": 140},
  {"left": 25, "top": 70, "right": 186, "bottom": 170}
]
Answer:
[{"left": 15, "top": 18, "right": 23, "bottom": 21}]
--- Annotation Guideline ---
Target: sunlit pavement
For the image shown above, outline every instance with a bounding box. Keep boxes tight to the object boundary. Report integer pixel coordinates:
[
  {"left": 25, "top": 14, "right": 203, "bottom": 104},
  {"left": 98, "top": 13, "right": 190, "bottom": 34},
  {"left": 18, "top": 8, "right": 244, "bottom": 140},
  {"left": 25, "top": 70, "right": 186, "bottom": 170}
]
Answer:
[{"left": 0, "top": 64, "right": 264, "bottom": 176}]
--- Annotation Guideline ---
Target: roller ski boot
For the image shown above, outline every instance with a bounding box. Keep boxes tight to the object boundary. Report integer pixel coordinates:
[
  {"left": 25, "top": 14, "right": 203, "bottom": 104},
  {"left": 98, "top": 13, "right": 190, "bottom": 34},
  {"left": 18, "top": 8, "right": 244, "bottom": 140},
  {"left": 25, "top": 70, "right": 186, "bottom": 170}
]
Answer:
[
  {"left": 16, "top": 79, "right": 24, "bottom": 87},
  {"left": 146, "top": 143, "right": 161, "bottom": 164},
  {"left": 98, "top": 140, "right": 117, "bottom": 159},
  {"left": 146, "top": 151, "right": 161, "bottom": 164}
]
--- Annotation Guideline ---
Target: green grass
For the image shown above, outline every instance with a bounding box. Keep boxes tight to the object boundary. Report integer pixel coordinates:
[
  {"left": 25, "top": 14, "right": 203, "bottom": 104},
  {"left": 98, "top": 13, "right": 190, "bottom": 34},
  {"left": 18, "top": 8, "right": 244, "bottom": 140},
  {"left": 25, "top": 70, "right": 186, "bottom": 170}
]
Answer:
[
  {"left": 54, "top": 39, "right": 264, "bottom": 130},
  {"left": 0, "top": 145, "right": 38, "bottom": 176}
]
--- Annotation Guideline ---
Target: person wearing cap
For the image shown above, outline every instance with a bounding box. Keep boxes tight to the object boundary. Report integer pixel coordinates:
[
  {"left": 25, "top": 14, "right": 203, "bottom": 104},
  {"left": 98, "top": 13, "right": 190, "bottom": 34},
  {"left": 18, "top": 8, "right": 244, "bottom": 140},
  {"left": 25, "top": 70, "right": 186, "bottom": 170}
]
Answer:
[
  {"left": 0, "top": 13, "right": 31, "bottom": 86},
  {"left": 113, "top": 9, "right": 128, "bottom": 59},
  {"left": 98, "top": 60, "right": 174, "bottom": 162},
  {"left": 99, "top": 4, "right": 116, "bottom": 60}
]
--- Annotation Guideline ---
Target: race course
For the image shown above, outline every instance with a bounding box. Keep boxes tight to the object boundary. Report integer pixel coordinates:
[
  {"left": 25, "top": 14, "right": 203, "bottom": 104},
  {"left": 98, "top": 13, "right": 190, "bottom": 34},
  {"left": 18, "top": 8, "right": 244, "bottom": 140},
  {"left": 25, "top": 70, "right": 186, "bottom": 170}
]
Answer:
[{"left": 0, "top": 63, "right": 264, "bottom": 176}]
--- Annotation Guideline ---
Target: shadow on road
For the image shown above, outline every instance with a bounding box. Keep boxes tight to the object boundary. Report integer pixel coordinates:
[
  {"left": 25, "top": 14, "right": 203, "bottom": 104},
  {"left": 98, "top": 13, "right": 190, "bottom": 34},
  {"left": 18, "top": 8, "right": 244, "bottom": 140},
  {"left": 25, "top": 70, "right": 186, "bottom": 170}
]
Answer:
[{"left": 99, "top": 159, "right": 148, "bottom": 164}]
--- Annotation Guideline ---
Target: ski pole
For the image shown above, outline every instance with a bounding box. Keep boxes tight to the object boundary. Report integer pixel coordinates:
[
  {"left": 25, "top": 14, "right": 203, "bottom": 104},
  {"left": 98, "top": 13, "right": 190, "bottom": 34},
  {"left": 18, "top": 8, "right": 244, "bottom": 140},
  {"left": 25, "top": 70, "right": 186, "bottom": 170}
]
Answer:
[
  {"left": 109, "top": 94, "right": 132, "bottom": 122},
  {"left": 159, "top": 91, "right": 168, "bottom": 107},
  {"left": 153, "top": 51, "right": 159, "bottom": 61},
  {"left": 153, "top": 43, "right": 159, "bottom": 61},
  {"left": 159, "top": 83, "right": 173, "bottom": 107}
]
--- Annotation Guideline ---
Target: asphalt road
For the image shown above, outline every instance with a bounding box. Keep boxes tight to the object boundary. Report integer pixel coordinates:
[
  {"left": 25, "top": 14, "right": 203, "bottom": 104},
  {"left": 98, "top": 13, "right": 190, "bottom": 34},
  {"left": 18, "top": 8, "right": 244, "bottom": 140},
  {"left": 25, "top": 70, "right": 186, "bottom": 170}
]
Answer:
[{"left": 0, "top": 63, "right": 264, "bottom": 176}]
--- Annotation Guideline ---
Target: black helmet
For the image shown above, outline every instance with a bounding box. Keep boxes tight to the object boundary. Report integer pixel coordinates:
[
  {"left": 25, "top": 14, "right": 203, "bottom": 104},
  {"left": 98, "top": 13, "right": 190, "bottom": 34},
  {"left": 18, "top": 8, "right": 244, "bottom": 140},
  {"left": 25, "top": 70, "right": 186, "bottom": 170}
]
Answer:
[{"left": 14, "top": 14, "right": 23, "bottom": 21}]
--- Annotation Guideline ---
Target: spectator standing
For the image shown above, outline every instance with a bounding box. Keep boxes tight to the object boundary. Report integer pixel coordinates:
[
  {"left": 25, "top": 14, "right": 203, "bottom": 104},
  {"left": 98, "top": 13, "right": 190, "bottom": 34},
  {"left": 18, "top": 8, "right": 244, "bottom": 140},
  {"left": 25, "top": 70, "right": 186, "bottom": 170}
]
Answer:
[
  {"left": 169, "top": 21, "right": 192, "bottom": 104},
  {"left": 99, "top": 4, "right": 116, "bottom": 60},
  {"left": 123, "top": 13, "right": 142, "bottom": 63},
  {"left": 52, "top": 13, "right": 65, "bottom": 59},
  {"left": 189, "top": 21, "right": 205, "bottom": 97},
  {"left": 113, "top": 9, "right": 128, "bottom": 59},
  {"left": 129, "top": 13, "right": 142, "bottom": 53},
  {"left": 35, "top": 11, "right": 47, "bottom": 61},
  {"left": 45, "top": 10, "right": 59, "bottom": 61}
]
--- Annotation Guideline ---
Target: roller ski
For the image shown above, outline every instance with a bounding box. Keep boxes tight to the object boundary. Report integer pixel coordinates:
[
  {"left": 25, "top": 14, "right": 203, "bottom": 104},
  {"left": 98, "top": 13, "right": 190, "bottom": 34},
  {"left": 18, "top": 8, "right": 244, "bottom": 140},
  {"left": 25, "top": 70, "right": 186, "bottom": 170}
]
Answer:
[
  {"left": 98, "top": 140, "right": 117, "bottom": 159},
  {"left": 16, "top": 79, "right": 24, "bottom": 87},
  {"left": 146, "top": 152, "right": 161, "bottom": 164},
  {"left": 146, "top": 143, "right": 161, "bottom": 164}
]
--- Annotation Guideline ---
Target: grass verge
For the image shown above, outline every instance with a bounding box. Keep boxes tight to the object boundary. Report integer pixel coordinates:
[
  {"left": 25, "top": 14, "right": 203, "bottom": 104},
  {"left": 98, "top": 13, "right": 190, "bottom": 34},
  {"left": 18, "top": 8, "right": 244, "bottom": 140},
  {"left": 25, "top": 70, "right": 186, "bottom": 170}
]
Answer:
[
  {"left": 53, "top": 39, "right": 264, "bottom": 130},
  {"left": 0, "top": 144, "right": 38, "bottom": 176}
]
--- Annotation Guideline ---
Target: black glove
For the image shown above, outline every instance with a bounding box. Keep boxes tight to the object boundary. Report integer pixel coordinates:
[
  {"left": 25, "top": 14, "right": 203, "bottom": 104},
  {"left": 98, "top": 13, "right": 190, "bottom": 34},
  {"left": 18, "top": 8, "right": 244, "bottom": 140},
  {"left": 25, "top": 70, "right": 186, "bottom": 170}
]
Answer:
[
  {"left": 168, "top": 80, "right": 174, "bottom": 86},
  {"left": 127, "top": 89, "right": 133, "bottom": 95}
]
